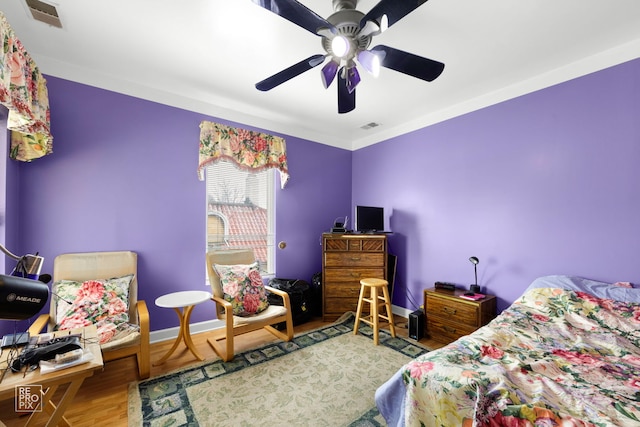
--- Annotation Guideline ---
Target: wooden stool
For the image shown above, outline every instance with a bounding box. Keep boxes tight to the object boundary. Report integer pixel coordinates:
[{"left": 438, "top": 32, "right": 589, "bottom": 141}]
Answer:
[{"left": 353, "top": 278, "right": 396, "bottom": 345}]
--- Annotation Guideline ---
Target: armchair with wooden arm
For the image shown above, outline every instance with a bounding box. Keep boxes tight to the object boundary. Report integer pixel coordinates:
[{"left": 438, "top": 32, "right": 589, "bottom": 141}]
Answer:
[
  {"left": 29, "top": 251, "right": 150, "bottom": 379},
  {"left": 206, "top": 249, "right": 294, "bottom": 362}
]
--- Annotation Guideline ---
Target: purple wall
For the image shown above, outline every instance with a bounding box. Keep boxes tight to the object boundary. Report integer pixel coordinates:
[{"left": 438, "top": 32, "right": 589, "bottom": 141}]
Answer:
[
  {"left": 1, "top": 76, "right": 351, "bottom": 336},
  {"left": 353, "top": 57, "right": 640, "bottom": 312},
  {"left": 3, "top": 57, "right": 640, "bottom": 337}
]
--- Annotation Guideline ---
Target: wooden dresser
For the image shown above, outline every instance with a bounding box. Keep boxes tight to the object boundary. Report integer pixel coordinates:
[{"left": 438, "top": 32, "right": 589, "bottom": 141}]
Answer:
[
  {"left": 322, "top": 233, "right": 387, "bottom": 321},
  {"left": 424, "top": 287, "right": 497, "bottom": 344}
]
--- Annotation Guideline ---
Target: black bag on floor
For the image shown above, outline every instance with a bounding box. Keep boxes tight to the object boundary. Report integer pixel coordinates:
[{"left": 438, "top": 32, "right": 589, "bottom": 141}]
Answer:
[{"left": 268, "top": 278, "right": 312, "bottom": 326}]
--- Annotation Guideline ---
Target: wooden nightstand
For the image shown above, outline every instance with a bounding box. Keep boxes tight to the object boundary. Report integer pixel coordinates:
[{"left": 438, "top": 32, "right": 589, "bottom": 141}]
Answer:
[{"left": 424, "top": 287, "right": 497, "bottom": 344}]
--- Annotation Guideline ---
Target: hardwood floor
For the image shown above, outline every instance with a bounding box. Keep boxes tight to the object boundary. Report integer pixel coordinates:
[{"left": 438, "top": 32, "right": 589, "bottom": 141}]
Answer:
[{"left": 0, "top": 316, "right": 442, "bottom": 426}]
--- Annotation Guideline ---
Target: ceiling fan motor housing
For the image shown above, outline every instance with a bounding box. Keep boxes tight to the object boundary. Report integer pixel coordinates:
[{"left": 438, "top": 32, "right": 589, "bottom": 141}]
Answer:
[{"left": 322, "top": 8, "right": 370, "bottom": 60}]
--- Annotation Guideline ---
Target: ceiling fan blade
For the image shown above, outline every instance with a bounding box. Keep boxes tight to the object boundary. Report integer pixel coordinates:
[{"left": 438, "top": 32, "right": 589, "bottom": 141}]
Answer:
[
  {"left": 360, "top": 0, "right": 428, "bottom": 29},
  {"left": 337, "top": 68, "right": 356, "bottom": 114},
  {"left": 252, "top": 0, "right": 336, "bottom": 36},
  {"left": 256, "top": 54, "right": 326, "bottom": 91},
  {"left": 371, "top": 45, "right": 444, "bottom": 82}
]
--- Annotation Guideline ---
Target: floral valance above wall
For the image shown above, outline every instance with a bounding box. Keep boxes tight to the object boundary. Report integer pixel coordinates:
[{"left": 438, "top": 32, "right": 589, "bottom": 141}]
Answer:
[
  {"left": 0, "top": 11, "right": 53, "bottom": 162},
  {"left": 198, "top": 121, "right": 289, "bottom": 189}
]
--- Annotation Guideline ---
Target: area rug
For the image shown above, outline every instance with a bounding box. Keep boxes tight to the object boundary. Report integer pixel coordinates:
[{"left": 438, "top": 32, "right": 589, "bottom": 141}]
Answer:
[{"left": 128, "top": 312, "right": 429, "bottom": 426}]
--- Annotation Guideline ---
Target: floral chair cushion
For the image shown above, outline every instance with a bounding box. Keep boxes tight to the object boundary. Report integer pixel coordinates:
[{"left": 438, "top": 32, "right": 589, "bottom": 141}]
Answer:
[
  {"left": 213, "top": 262, "right": 269, "bottom": 317},
  {"left": 53, "top": 274, "right": 139, "bottom": 345}
]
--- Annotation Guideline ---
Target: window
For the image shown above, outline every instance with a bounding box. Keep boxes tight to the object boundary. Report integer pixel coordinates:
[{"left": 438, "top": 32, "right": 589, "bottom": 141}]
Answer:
[{"left": 205, "top": 161, "right": 275, "bottom": 274}]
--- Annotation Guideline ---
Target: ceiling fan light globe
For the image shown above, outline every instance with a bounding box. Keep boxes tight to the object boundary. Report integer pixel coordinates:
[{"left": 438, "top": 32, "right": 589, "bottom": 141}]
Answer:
[
  {"left": 357, "top": 50, "right": 382, "bottom": 77},
  {"left": 331, "top": 35, "right": 350, "bottom": 58},
  {"left": 379, "top": 14, "right": 389, "bottom": 33}
]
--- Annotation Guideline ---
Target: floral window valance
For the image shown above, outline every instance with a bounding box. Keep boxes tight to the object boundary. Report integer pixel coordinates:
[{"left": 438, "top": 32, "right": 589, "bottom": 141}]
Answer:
[
  {"left": 197, "top": 121, "right": 289, "bottom": 189},
  {"left": 0, "top": 11, "right": 53, "bottom": 162}
]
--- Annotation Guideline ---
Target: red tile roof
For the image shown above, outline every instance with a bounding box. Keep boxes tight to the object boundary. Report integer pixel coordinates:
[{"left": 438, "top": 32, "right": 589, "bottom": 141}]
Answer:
[{"left": 207, "top": 202, "right": 268, "bottom": 266}]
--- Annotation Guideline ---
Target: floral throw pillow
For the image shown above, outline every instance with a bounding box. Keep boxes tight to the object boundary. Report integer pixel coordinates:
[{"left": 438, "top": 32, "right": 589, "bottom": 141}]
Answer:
[
  {"left": 54, "top": 274, "right": 136, "bottom": 345},
  {"left": 213, "top": 262, "right": 269, "bottom": 317}
]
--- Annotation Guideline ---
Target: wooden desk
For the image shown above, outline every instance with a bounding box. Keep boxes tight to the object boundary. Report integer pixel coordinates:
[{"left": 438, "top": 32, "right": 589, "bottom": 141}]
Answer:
[{"left": 0, "top": 326, "right": 103, "bottom": 426}]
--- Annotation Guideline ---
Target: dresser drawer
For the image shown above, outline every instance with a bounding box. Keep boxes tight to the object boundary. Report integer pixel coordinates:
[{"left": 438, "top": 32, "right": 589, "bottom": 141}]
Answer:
[
  {"left": 358, "top": 239, "right": 385, "bottom": 252},
  {"left": 324, "top": 238, "right": 386, "bottom": 252},
  {"left": 426, "top": 294, "right": 479, "bottom": 327},
  {"left": 325, "top": 239, "right": 349, "bottom": 251},
  {"left": 427, "top": 318, "right": 477, "bottom": 342},
  {"left": 324, "top": 297, "right": 360, "bottom": 316},
  {"left": 324, "top": 283, "right": 362, "bottom": 299},
  {"left": 324, "top": 267, "right": 385, "bottom": 283},
  {"left": 324, "top": 253, "right": 384, "bottom": 267}
]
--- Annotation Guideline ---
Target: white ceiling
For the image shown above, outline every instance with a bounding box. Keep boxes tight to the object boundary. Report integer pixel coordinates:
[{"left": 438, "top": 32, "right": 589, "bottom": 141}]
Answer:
[{"left": 3, "top": 0, "right": 640, "bottom": 150}]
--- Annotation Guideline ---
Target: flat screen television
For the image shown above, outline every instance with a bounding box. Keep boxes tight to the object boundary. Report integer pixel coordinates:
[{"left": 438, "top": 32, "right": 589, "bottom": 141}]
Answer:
[{"left": 355, "top": 205, "right": 385, "bottom": 233}]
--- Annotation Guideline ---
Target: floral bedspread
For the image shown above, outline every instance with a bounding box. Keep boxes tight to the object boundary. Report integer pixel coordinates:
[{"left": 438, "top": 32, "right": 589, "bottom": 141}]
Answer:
[{"left": 401, "top": 288, "right": 640, "bottom": 426}]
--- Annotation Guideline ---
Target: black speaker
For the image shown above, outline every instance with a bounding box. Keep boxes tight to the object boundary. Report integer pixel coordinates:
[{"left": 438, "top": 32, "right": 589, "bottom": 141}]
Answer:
[{"left": 408, "top": 309, "right": 424, "bottom": 340}]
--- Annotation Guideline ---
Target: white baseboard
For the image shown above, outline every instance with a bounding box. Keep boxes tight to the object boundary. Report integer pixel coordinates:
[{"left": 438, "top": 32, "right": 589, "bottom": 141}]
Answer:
[
  {"left": 150, "top": 319, "right": 224, "bottom": 344},
  {"left": 149, "top": 305, "right": 411, "bottom": 344},
  {"left": 392, "top": 305, "right": 413, "bottom": 318}
]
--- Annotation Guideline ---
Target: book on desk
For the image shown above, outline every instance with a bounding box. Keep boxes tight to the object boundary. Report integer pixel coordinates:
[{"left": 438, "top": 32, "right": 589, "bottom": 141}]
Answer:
[{"left": 459, "top": 293, "right": 486, "bottom": 301}]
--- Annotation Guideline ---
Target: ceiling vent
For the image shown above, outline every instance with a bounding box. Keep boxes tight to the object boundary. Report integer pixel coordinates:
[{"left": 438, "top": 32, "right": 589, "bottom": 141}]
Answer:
[
  {"left": 360, "top": 122, "right": 381, "bottom": 130},
  {"left": 25, "top": 0, "right": 62, "bottom": 28}
]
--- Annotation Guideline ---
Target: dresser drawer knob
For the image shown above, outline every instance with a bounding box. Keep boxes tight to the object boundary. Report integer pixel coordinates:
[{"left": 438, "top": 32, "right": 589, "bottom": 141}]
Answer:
[
  {"left": 443, "top": 325, "right": 457, "bottom": 334},
  {"left": 350, "top": 257, "right": 361, "bottom": 261},
  {"left": 443, "top": 307, "right": 457, "bottom": 315}
]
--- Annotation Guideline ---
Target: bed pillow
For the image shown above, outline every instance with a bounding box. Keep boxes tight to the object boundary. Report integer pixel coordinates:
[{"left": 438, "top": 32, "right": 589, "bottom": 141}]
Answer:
[
  {"left": 213, "top": 262, "right": 269, "bottom": 316},
  {"left": 528, "top": 275, "right": 640, "bottom": 303},
  {"left": 54, "top": 274, "right": 139, "bottom": 345}
]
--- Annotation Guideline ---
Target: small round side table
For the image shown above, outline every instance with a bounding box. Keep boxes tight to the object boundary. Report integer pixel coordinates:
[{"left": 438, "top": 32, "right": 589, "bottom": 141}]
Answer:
[{"left": 154, "top": 290, "right": 212, "bottom": 365}]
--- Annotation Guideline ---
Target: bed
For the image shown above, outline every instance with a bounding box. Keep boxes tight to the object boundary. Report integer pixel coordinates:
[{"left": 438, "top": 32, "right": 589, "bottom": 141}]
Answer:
[{"left": 376, "top": 275, "right": 640, "bottom": 426}]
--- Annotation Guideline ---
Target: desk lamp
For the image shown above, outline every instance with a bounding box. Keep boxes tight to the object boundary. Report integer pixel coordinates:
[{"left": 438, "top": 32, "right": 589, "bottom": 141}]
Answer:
[
  {"left": 1, "top": 243, "right": 43, "bottom": 279},
  {"left": 469, "top": 256, "right": 480, "bottom": 293}
]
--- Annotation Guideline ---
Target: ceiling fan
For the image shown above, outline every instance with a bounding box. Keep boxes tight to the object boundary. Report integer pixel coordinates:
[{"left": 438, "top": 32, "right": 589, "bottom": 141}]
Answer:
[{"left": 253, "top": 0, "right": 445, "bottom": 114}]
